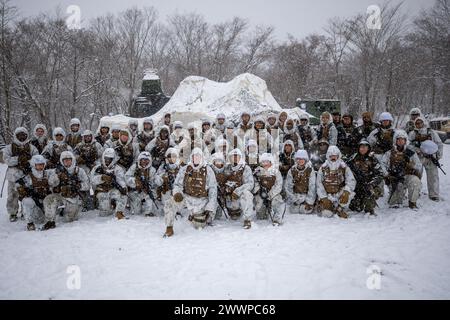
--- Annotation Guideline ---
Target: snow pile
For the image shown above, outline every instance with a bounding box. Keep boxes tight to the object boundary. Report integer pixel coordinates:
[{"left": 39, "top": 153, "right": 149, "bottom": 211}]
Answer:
[{"left": 154, "top": 73, "right": 283, "bottom": 124}]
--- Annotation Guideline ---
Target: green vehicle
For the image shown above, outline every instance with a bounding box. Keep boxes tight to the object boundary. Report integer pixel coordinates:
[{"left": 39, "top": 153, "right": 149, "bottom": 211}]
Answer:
[{"left": 296, "top": 99, "right": 341, "bottom": 125}]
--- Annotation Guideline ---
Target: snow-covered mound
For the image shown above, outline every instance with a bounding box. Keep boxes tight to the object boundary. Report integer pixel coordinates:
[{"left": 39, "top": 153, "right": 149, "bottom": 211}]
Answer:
[{"left": 154, "top": 73, "right": 283, "bottom": 124}]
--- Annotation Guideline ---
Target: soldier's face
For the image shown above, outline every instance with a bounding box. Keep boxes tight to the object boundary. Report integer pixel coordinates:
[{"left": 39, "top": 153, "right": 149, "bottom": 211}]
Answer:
[
  {"left": 262, "top": 161, "right": 271, "bottom": 169},
  {"left": 415, "top": 120, "right": 424, "bottom": 129},
  {"left": 35, "top": 163, "right": 45, "bottom": 171},
  {"left": 130, "top": 124, "right": 137, "bottom": 131},
  {"left": 192, "top": 154, "right": 202, "bottom": 165},
  {"left": 359, "top": 145, "right": 369, "bottom": 155},
  {"left": 268, "top": 117, "right": 276, "bottom": 125},
  {"left": 300, "top": 119, "right": 307, "bottom": 126},
  {"left": 319, "top": 143, "right": 328, "bottom": 152},
  {"left": 218, "top": 118, "right": 225, "bottom": 125},
  {"left": 279, "top": 114, "right": 287, "bottom": 122},
  {"left": 396, "top": 138, "right": 406, "bottom": 147},
  {"left": 63, "top": 158, "right": 72, "bottom": 167},
  {"left": 112, "top": 130, "right": 120, "bottom": 138},
  {"left": 36, "top": 128, "right": 45, "bottom": 137},
  {"left": 242, "top": 115, "right": 250, "bottom": 123},
  {"left": 333, "top": 115, "right": 341, "bottom": 123},
  {"left": 84, "top": 135, "right": 93, "bottom": 143},
  {"left": 411, "top": 114, "right": 419, "bottom": 120},
  {"left": 330, "top": 155, "right": 338, "bottom": 162},
  {"left": 255, "top": 122, "right": 264, "bottom": 130},
  {"left": 71, "top": 124, "right": 79, "bottom": 133},
  {"left": 16, "top": 132, "right": 27, "bottom": 142},
  {"left": 214, "top": 160, "right": 224, "bottom": 169},
  {"left": 167, "top": 154, "right": 177, "bottom": 164},
  {"left": 55, "top": 134, "right": 64, "bottom": 142},
  {"left": 363, "top": 116, "right": 371, "bottom": 123},
  {"left": 321, "top": 115, "right": 330, "bottom": 124},
  {"left": 140, "top": 159, "right": 150, "bottom": 168},
  {"left": 284, "top": 144, "right": 293, "bottom": 154},
  {"left": 160, "top": 130, "right": 169, "bottom": 139},
  {"left": 120, "top": 134, "right": 129, "bottom": 143},
  {"left": 164, "top": 116, "right": 171, "bottom": 124},
  {"left": 189, "top": 128, "right": 195, "bottom": 136},
  {"left": 248, "top": 145, "right": 257, "bottom": 153},
  {"left": 286, "top": 122, "right": 294, "bottom": 130},
  {"left": 202, "top": 124, "right": 210, "bottom": 131},
  {"left": 296, "top": 159, "right": 306, "bottom": 167},
  {"left": 226, "top": 128, "right": 234, "bottom": 135},
  {"left": 100, "top": 127, "right": 109, "bottom": 135},
  {"left": 231, "top": 155, "right": 240, "bottom": 165},
  {"left": 144, "top": 123, "right": 153, "bottom": 131},
  {"left": 343, "top": 117, "right": 352, "bottom": 125},
  {"left": 104, "top": 157, "right": 113, "bottom": 167},
  {"left": 381, "top": 120, "right": 391, "bottom": 128}
]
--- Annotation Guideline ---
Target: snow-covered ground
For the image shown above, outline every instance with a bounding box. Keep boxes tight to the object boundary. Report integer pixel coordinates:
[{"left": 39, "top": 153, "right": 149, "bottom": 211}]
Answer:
[{"left": 0, "top": 146, "right": 449, "bottom": 300}]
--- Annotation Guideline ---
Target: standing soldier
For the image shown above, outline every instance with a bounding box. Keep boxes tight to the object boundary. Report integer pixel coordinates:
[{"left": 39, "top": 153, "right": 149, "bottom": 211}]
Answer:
[
  {"left": 128, "top": 119, "right": 139, "bottom": 138},
  {"left": 244, "top": 116, "right": 273, "bottom": 154},
  {"left": 16, "top": 155, "right": 52, "bottom": 230},
  {"left": 368, "top": 112, "right": 396, "bottom": 196},
  {"left": 356, "top": 112, "right": 378, "bottom": 140},
  {"left": 134, "top": 117, "right": 155, "bottom": 152},
  {"left": 277, "top": 111, "right": 288, "bottom": 134},
  {"left": 347, "top": 140, "right": 384, "bottom": 216},
  {"left": 162, "top": 113, "right": 173, "bottom": 133},
  {"left": 224, "top": 121, "right": 239, "bottom": 150},
  {"left": 245, "top": 139, "right": 260, "bottom": 172},
  {"left": 408, "top": 117, "right": 443, "bottom": 201},
  {"left": 201, "top": 119, "right": 216, "bottom": 154},
  {"left": 279, "top": 140, "right": 296, "bottom": 179},
  {"left": 3, "top": 128, "right": 39, "bottom": 222},
  {"left": 315, "top": 112, "right": 337, "bottom": 146},
  {"left": 213, "top": 113, "right": 227, "bottom": 135},
  {"left": 95, "top": 124, "right": 110, "bottom": 147},
  {"left": 316, "top": 146, "right": 356, "bottom": 219},
  {"left": 42, "top": 128, "right": 73, "bottom": 169},
  {"left": 91, "top": 148, "right": 128, "bottom": 219},
  {"left": 163, "top": 148, "right": 217, "bottom": 237},
  {"left": 382, "top": 130, "right": 422, "bottom": 209},
  {"left": 266, "top": 113, "right": 279, "bottom": 135},
  {"left": 171, "top": 121, "right": 185, "bottom": 146},
  {"left": 156, "top": 148, "right": 181, "bottom": 211},
  {"left": 146, "top": 125, "right": 174, "bottom": 169},
  {"left": 222, "top": 149, "right": 255, "bottom": 228},
  {"left": 113, "top": 129, "right": 140, "bottom": 171},
  {"left": 285, "top": 150, "right": 316, "bottom": 215},
  {"left": 30, "top": 124, "right": 48, "bottom": 154},
  {"left": 337, "top": 114, "right": 358, "bottom": 160},
  {"left": 74, "top": 130, "right": 103, "bottom": 174},
  {"left": 283, "top": 118, "right": 303, "bottom": 151},
  {"left": 403, "top": 107, "right": 423, "bottom": 134},
  {"left": 310, "top": 139, "right": 329, "bottom": 171},
  {"left": 297, "top": 114, "right": 316, "bottom": 155},
  {"left": 105, "top": 124, "right": 121, "bottom": 148},
  {"left": 253, "top": 153, "right": 284, "bottom": 226},
  {"left": 125, "top": 151, "right": 161, "bottom": 217},
  {"left": 236, "top": 111, "right": 253, "bottom": 139},
  {"left": 66, "top": 118, "right": 83, "bottom": 149},
  {"left": 43, "top": 151, "right": 90, "bottom": 229},
  {"left": 332, "top": 111, "right": 342, "bottom": 128}
]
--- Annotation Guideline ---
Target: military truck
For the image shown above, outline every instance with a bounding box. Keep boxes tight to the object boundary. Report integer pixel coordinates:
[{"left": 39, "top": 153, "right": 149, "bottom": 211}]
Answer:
[
  {"left": 130, "top": 69, "right": 170, "bottom": 118},
  {"left": 296, "top": 99, "right": 341, "bottom": 125},
  {"left": 429, "top": 117, "right": 450, "bottom": 143}
]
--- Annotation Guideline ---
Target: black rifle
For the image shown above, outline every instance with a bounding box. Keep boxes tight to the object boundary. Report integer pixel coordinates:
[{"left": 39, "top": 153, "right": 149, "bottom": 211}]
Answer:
[
  {"left": 387, "top": 166, "right": 405, "bottom": 203},
  {"left": 424, "top": 154, "right": 446, "bottom": 175},
  {"left": 139, "top": 174, "right": 159, "bottom": 210},
  {"left": 16, "top": 176, "right": 45, "bottom": 212},
  {"left": 216, "top": 187, "right": 230, "bottom": 220}
]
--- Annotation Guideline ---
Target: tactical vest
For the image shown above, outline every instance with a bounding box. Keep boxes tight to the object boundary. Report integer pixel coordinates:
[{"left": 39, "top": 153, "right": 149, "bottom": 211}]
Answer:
[
  {"left": 322, "top": 166, "right": 346, "bottom": 194},
  {"left": 66, "top": 133, "right": 82, "bottom": 149},
  {"left": 240, "top": 123, "right": 252, "bottom": 133},
  {"left": 30, "top": 173, "right": 51, "bottom": 199},
  {"left": 279, "top": 153, "right": 295, "bottom": 177},
  {"left": 284, "top": 132, "right": 299, "bottom": 149},
  {"left": 133, "top": 167, "right": 150, "bottom": 192},
  {"left": 31, "top": 138, "right": 47, "bottom": 154},
  {"left": 55, "top": 168, "right": 80, "bottom": 198},
  {"left": 116, "top": 144, "right": 134, "bottom": 170},
  {"left": 158, "top": 165, "right": 179, "bottom": 197},
  {"left": 95, "top": 134, "right": 110, "bottom": 147},
  {"left": 11, "top": 143, "right": 32, "bottom": 172},
  {"left": 137, "top": 132, "right": 155, "bottom": 152},
  {"left": 214, "top": 171, "right": 228, "bottom": 195},
  {"left": 78, "top": 143, "right": 98, "bottom": 169},
  {"left": 151, "top": 138, "right": 169, "bottom": 161},
  {"left": 353, "top": 157, "right": 372, "bottom": 175},
  {"left": 317, "top": 123, "right": 332, "bottom": 141},
  {"left": 413, "top": 129, "right": 432, "bottom": 147},
  {"left": 390, "top": 148, "right": 417, "bottom": 176},
  {"left": 299, "top": 127, "right": 313, "bottom": 144},
  {"left": 183, "top": 165, "right": 208, "bottom": 198},
  {"left": 292, "top": 166, "right": 312, "bottom": 194},
  {"left": 227, "top": 166, "right": 245, "bottom": 192},
  {"left": 46, "top": 143, "right": 70, "bottom": 168},
  {"left": 373, "top": 128, "right": 394, "bottom": 154},
  {"left": 94, "top": 166, "right": 114, "bottom": 193},
  {"left": 258, "top": 174, "right": 276, "bottom": 191},
  {"left": 358, "top": 123, "right": 376, "bottom": 139}
]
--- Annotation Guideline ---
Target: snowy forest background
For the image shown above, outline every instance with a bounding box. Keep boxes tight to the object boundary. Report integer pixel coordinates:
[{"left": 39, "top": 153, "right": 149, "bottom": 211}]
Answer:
[{"left": 0, "top": 0, "right": 448, "bottom": 143}]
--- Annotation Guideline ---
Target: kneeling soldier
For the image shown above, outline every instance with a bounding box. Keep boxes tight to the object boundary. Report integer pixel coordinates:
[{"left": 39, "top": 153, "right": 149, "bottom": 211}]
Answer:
[
  {"left": 91, "top": 148, "right": 128, "bottom": 219},
  {"left": 316, "top": 146, "right": 356, "bottom": 218},
  {"left": 43, "top": 151, "right": 90, "bottom": 229},
  {"left": 285, "top": 150, "right": 316, "bottom": 214}
]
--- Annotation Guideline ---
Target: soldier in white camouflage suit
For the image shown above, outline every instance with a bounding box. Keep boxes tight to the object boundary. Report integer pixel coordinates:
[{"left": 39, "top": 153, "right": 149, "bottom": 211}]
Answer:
[
  {"left": 42, "top": 127, "right": 73, "bottom": 169},
  {"left": 285, "top": 150, "right": 316, "bottom": 215},
  {"left": 253, "top": 153, "right": 285, "bottom": 226},
  {"left": 91, "top": 148, "right": 128, "bottom": 219},
  {"left": 43, "top": 151, "right": 90, "bottom": 229},
  {"left": 316, "top": 146, "right": 356, "bottom": 219},
  {"left": 163, "top": 148, "right": 217, "bottom": 237},
  {"left": 125, "top": 151, "right": 162, "bottom": 216},
  {"left": 156, "top": 148, "right": 181, "bottom": 213}
]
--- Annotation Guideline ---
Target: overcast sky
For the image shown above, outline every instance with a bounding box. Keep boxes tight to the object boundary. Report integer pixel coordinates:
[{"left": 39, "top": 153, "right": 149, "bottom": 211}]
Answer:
[{"left": 11, "top": 0, "right": 433, "bottom": 40}]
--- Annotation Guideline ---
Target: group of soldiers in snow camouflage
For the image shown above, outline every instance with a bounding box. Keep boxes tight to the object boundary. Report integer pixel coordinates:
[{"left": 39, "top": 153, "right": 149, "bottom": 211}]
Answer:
[{"left": 2, "top": 107, "right": 444, "bottom": 237}]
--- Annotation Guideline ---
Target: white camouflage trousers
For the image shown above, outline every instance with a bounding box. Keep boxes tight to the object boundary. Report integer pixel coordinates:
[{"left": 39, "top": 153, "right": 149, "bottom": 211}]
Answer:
[
  {"left": 22, "top": 197, "right": 45, "bottom": 224},
  {"left": 224, "top": 190, "right": 255, "bottom": 221},
  {"left": 6, "top": 182, "right": 19, "bottom": 216},
  {"left": 254, "top": 194, "right": 285, "bottom": 222},
  {"left": 388, "top": 175, "right": 421, "bottom": 206},
  {"left": 420, "top": 158, "right": 440, "bottom": 199},
  {"left": 164, "top": 194, "right": 209, "bottom": 228},
  {"left": 128, "top": 191, "right": 157, "bottom": 215},
  {"left": 96, "top": 189, "right": 127, "bottom": 216},
  {"left": 43, "top": 194, "right": 81, "bottom": 223},
  {"left": 319, "top": 190, "right": 355, "bottom": 218}
]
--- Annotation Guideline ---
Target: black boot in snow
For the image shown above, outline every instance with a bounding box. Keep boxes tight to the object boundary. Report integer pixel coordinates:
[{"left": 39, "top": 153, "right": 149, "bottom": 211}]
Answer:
[
  {"left": 27, "top": 223, "right": 36, "bottom": 231},
  {"left": 42, "top": 221, "right": 56, "bottom": 231}
]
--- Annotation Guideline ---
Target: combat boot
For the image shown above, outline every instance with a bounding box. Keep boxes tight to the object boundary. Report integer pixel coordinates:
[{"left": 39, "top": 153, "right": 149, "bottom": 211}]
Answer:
[
  {"left": 27, "top": 223, "right": 35, "bottom": 231},
  {"left": 336, "top": 207, "right": 348, "bottom": 219},
  {"left": 408, "top": 202, "right": 418, "bottom": 210},
  {"left": 243, "top": 220, "right": 251, "bottom": 229},
  {"left": 9, "top": 214, "right": 17, "bottom": 222},
  {"left": 164, "top": 226, "right": 174, "bottom": 237},
  {"left": 116, "top": 211, "right": 125, "bottom": 220},
  {"left": 42, "top": 221, "right": 56, "bottom": 230}
]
